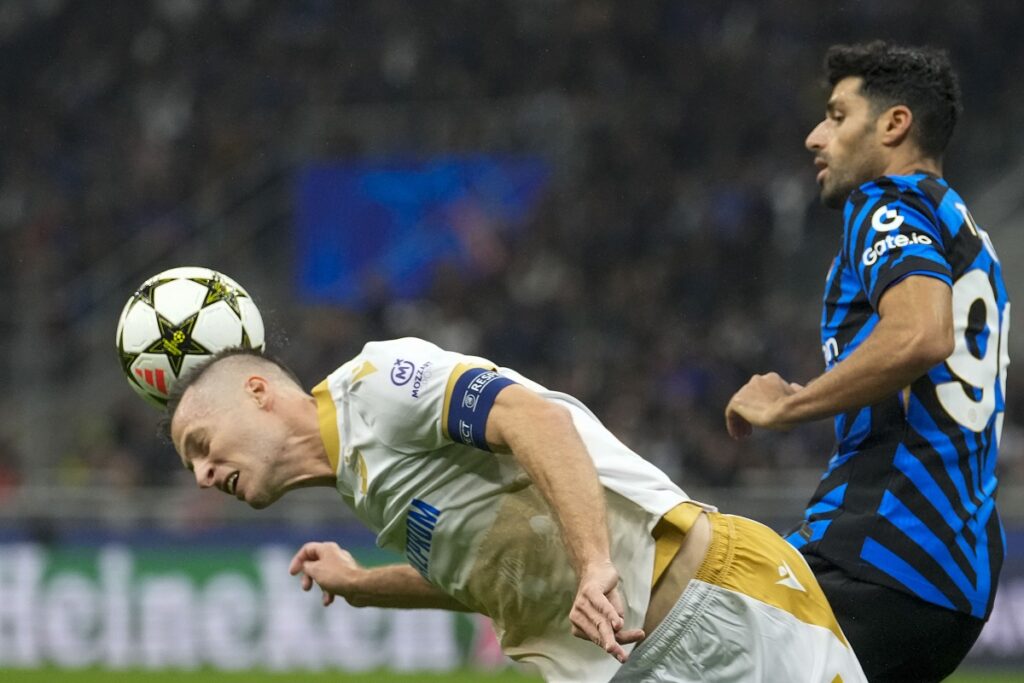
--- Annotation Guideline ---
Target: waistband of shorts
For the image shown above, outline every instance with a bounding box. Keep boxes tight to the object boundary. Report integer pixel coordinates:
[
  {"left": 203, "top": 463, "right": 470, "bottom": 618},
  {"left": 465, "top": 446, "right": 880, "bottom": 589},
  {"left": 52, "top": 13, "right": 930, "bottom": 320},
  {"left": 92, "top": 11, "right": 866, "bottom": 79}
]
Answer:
[
  {"left": 620, "top": 511, "right": 736, "bottom": 672},
  {"left": 694, "top": 511, "right": 734, "bottom": 587},
  {"left": 617, "top": 576, "right": 719, "bottom": 674},
  {"left": 651, "top": 500, "right": 716, "bottom": 586}
]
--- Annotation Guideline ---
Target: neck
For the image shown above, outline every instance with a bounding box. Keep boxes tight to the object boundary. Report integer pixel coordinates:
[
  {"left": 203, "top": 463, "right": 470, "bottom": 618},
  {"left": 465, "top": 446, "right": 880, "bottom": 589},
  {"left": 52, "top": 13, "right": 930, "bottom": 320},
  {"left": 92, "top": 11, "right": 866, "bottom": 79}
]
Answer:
[
  {"left": 882, "top": 148, "right": 942, "bottom": 178},
  {"left": 280, "top": 395, "right": 337, "bottom": 491}
]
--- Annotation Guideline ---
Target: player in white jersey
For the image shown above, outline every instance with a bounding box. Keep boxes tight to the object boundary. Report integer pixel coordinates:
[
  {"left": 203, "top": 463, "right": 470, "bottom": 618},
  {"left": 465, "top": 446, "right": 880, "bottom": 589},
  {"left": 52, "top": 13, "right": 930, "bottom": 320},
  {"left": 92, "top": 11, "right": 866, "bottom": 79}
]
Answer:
[{"left": 166, "top": 337, "right": 865, "bottom": 682}]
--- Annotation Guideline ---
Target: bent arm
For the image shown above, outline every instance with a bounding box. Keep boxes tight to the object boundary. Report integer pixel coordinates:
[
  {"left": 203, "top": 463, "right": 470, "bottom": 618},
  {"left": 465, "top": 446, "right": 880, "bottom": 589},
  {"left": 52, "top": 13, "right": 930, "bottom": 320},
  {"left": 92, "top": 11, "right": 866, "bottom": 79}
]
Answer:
[
  {"left": 484, "top": 384, "right": 611, "bottom": 577},
  {"left": 289, "top": 541, "right": 472, "bottom": 611},
  {"left": 484, "top": 384, "right": 643, "bottom": 660},
  {"left": 779, "top": 275, "right": 953, "bottom": 424},
  {"left": 344, "top": 563, "right": 473, "bottom": 611}
]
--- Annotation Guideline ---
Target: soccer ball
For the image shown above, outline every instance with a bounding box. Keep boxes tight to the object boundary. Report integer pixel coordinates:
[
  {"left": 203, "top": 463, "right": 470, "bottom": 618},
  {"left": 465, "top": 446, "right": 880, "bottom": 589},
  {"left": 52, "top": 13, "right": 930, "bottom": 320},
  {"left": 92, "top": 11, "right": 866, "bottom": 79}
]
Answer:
[{"left": 116, "top": 266, "right": 266, "bottom": 408}]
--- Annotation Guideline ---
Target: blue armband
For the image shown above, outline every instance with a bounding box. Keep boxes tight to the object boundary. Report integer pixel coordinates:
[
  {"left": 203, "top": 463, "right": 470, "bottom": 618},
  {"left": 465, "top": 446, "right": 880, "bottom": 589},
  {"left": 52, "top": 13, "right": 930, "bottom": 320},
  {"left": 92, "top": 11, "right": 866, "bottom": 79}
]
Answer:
[{"left": 445, "top": 368, "right": 516, "bottom": 451}]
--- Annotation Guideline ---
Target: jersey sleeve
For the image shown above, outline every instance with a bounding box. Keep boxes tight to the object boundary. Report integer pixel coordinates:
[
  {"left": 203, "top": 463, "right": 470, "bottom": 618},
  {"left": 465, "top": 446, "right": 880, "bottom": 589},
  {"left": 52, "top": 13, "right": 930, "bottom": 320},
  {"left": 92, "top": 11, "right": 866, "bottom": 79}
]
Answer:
[
  {"left": 347, "top": 337, "right": 517, "bottom": 454},
  {"left": 846, "top": 186, "right": 953, "bottom": 309}
]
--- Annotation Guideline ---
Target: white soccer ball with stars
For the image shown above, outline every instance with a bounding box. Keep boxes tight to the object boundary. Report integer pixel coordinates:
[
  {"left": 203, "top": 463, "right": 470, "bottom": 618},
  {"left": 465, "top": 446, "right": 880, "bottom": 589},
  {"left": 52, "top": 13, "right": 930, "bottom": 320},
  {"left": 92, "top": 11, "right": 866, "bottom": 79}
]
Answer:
[{"left": 116, "top": 266, "right": 266, "bottom": 408}]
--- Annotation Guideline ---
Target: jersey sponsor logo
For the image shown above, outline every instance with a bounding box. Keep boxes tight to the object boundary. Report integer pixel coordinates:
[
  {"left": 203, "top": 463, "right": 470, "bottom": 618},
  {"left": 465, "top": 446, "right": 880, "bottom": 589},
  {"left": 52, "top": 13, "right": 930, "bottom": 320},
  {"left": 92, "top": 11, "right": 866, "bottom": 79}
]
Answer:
[
  {"left": 775, "top": 560, "right": 806, "bottom": 592},
  {"left": 871, "top": 204, "right": 905, "bottom": 232},
  {"left": 406, "top": 498, "right": 441, "bottom": 577},
  {"left": 390, "top": 359, "right": 415, "bottom": 386},
  {"left": 410, "top": 361, "right": 433, "bottom": 399},
  {"left": 861, "top": 232, "right": 933, "bottom": 267}
]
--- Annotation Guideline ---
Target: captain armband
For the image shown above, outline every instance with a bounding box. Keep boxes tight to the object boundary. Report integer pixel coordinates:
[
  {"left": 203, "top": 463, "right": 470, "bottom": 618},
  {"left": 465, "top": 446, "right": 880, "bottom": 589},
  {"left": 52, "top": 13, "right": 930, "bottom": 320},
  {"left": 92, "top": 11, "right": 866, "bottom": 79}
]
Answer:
[{"left": 445, "top": 368, "right": 517, "bottom": 451}]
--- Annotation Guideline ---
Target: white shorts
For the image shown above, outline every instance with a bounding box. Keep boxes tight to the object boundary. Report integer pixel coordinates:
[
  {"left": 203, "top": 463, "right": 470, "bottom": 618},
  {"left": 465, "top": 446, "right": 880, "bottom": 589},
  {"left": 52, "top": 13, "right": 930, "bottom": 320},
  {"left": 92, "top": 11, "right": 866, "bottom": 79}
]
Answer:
[{"left": 610, "top": 513, "right": 866, "bottom": 683}]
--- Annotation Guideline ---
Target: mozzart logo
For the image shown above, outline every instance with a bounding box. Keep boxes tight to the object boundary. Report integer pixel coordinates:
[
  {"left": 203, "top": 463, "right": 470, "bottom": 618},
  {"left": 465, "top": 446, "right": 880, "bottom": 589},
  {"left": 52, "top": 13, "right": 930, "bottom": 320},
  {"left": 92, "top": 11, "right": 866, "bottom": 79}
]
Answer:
[
  {"left": 410, "top": 362, "right": 433, "bottom": 399},
  {"left": 390, "top": 359, "right": 415, "bottom": 386},
  {"left": 862, "top": 232, "right": 933, "bottom": 267}
]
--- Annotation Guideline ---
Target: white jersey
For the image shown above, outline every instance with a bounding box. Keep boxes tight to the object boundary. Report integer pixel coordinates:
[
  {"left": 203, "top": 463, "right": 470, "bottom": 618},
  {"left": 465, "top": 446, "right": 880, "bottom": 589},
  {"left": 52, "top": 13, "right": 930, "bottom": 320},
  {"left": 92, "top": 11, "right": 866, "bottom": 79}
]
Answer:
[{"left": 313, "top": 337, "right": 691, "bottom": 682}]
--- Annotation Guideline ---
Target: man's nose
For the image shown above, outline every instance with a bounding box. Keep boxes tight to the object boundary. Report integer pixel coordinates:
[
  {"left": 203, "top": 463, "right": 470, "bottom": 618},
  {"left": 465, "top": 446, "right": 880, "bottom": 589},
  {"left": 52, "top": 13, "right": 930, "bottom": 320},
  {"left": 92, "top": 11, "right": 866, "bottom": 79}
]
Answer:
[
  {"left": 805, "top": 120, "right": 827, "bottom": 152},
  {"left": 195, "top": 463, "right": 215, "bottom": 489}
]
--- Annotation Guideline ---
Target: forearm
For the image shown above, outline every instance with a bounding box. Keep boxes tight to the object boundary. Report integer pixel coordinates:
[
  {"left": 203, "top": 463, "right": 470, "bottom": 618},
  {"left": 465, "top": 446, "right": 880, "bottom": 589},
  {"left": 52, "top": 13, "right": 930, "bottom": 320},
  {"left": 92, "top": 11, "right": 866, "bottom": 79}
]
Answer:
[
  {"left": 485, "top": 386, "right": 638, "bottom": 660},
  {"left": 497, "top": 394, "right": 611, "bottom": 575},
  {"left": 348, "top": 563, "right": 472, "bottom": 611},
  {"left": 781, "top": 323, "right": 940, "bottom": 424}
]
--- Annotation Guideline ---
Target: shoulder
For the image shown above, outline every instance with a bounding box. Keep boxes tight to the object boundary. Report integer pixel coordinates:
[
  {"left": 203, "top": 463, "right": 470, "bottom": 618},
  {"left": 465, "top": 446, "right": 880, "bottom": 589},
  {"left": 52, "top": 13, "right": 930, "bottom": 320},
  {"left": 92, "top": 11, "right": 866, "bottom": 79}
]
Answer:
[
  {"left": 314, "top": 338, "right": 448, "bottom": 401},
  {"left": 359, "top": 337, "right": 445, "bottom": 363},
  {"left": 845, "top": 174, "right": 942, "bottom": 234},
  {"left": 860, "top": 174, "right": 942, "bottom": 211}
]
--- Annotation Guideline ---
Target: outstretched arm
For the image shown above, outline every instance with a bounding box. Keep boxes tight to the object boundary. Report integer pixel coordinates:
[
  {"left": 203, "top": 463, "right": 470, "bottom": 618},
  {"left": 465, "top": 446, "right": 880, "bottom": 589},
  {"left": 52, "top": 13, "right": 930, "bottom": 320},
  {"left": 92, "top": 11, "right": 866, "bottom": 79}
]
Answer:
[
  {"left": 288, "top": 541, "right": 472, "bottom": 611},
  {"left": 485, "top": 384, "right": 643, "bottom": 663}
]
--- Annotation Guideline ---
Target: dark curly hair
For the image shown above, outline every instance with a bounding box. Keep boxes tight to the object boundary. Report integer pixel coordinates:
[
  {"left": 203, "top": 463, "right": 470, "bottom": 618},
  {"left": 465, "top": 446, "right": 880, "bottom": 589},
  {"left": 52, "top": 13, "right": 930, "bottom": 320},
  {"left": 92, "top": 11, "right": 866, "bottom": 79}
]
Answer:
[
  {"left": 825, "top": 41, "right": 962, "bottom": 159},
  {"left": 158, "top": 347, "right": 303, "bottom": 441}
]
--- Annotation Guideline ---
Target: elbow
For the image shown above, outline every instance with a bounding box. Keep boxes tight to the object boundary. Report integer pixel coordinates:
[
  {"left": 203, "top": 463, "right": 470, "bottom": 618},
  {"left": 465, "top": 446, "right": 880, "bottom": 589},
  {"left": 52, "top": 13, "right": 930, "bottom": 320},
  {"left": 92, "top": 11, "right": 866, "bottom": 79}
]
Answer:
[
  {"left": 553, "top": 402, "right": 578, "bottom": 427},
  {"left": 509, "top": 400, "right": 577, "bottom": 449},
  {"left": 906, "top": 327, "right": 955, "bottom": 371},
  {"left": 533, "top": 402, "right": 576, "bottom": 433}
]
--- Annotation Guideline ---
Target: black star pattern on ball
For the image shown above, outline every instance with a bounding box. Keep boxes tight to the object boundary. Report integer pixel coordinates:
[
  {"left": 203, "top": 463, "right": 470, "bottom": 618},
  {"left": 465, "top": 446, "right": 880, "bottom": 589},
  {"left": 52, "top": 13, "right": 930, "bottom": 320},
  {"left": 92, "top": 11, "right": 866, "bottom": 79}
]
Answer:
[
  {"left": 117, "top": 342, "right": 142, "bottom": 388},
  {"left": 132, "top": 278, "right": 175, "bottom": 308},
  {"left": 145, "top": 311, "right": 210, "bottom": 376},
  {"left": 189, "top": 275, "right": 246, "bottom": 318}
]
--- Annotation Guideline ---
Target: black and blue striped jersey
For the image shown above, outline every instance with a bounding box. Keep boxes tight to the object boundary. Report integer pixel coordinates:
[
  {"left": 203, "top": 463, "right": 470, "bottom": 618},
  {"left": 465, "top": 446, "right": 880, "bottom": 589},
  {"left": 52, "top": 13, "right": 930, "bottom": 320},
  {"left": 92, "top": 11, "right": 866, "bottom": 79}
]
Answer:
[{"left": 787, "top": 172, "right": 1009, "bottom": 619}]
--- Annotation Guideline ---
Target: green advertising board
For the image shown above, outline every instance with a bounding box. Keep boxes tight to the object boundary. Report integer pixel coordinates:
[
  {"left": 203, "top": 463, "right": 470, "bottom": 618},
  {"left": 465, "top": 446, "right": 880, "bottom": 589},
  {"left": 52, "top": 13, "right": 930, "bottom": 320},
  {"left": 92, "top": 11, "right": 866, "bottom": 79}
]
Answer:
[{"left": 0, "top": 542, "right": 506, "bottom": 672}]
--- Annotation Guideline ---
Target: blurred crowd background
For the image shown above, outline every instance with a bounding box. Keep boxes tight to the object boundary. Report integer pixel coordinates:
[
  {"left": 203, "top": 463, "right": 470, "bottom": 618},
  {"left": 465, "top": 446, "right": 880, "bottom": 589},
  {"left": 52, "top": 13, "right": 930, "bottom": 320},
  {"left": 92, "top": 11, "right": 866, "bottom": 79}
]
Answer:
[{"left": 2, "top": 0, "right": 1024, "bottom": 512}]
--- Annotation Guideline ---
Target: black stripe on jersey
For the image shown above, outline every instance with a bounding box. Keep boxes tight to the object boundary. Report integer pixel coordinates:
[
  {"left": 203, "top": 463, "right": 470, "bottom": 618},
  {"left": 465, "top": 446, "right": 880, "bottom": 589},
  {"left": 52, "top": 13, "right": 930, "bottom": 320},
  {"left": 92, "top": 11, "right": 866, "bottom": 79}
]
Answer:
[
  {"left": 822, "top": 250, "right": 850, "bottom": 322},
  {"left": 870, "top": 177, "right": 901, "bottom": 196},
  {"left": 869, "top": 258, "right": 951, "bottom": 310},
  {"left": 806, "top": 460, "right": 850, "bottom": 514},
  {"left": 830, "top": 292, "right": 873, "bottom": 355},
  {"left": 904, "top": 401, "right": 981, "bottom": 524},
  {"left": 838, "top": 407, "right": 864, "bottom": 442},
  {"left": 945, "top": 221, "right": 983, "bottom": 280},
  {"left": 977, "top": 427, "right": 994, "bottom": 503},
  {"left": 963, "top": 520, "right": 977, "bottom": 550},
  {"left": 899, "top": 181, "right": 942, "bottom": 226},
  {"left": 865, "top": 516, "right": 974, "bottom": 614},
  {"left": 822, "top": 239, "right": 848, "bottom": 304},
  {"left": 984, "top": 508, "right": 1004, "bottom": 615},
  {"left": 843, "top": 185, "right": 877, "bottom": 244},
  {"left": 915, "top": 383, "right": 985, "bottom": 510},
  {"left": 915, "top": 175, "right": 950, "bottom": 215},
  {"left": 817, "top": 402, "right": 905, "bottom": 548},
  {"left": 822, "top": 195, "right": 873, "bottom": 361},
  {"left": 888, "top": 463, "right": 977, "bottom": 587}
]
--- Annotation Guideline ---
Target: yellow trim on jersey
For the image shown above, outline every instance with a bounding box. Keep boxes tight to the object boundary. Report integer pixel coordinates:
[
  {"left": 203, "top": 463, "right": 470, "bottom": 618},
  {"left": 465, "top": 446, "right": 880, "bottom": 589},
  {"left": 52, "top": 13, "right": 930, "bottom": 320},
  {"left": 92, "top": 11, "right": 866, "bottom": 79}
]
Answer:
[
  {"left": 312, "top": 379, "right": 341, "bottom": 472},
  {"left": 651, "top": 502, "right": 706, "bottom": 586},
  {"left": 351, "top": 360, "right": 378, "bottom": 384},
  {"left": 440, "top": 362, "right": 496, "bottom": 440},
  {"left": 697, "top": 513, "right": 849, "bottom": 646}
]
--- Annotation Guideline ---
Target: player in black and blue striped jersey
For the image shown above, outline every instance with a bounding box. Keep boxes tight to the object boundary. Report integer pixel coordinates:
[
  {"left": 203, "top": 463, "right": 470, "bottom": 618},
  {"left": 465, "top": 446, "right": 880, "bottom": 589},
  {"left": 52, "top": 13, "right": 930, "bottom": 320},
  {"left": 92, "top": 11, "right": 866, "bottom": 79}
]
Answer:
[{"left": 726, "top": 42, "right": 1009, "bottom": 681}]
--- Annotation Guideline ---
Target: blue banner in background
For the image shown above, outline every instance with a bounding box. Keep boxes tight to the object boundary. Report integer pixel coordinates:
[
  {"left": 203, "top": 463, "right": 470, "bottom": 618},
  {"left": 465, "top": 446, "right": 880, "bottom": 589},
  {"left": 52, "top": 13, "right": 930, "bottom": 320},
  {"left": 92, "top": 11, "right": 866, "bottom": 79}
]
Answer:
[{"left": 295, "top": 156, "right": 550, "bottom": 307}]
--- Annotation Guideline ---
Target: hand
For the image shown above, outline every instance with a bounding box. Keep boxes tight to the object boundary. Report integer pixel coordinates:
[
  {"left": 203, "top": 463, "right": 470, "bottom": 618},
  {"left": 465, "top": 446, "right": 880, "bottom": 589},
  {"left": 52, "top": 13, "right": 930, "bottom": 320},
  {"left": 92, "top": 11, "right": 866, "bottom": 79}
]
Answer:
[
  {"left": 288, "top": 541, "right": 365, "bottom": 607},
  {"left": 725, "top": 373, "right": 804, "bottom": 438},
  {"left": 569, "top": 561, "right": 645, "bottom": 663}
]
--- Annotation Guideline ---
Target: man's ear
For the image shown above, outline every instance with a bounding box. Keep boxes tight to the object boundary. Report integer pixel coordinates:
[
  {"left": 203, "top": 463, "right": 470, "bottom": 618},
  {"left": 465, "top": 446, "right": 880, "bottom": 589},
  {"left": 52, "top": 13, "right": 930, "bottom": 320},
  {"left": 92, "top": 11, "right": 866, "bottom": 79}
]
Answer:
[
  {"left": 246, "top": 375, "right": 271, "bottom": 409},
  {"left": 880, "top": 104, "right": 913, "bottom": 147}
]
